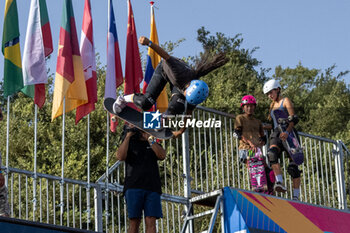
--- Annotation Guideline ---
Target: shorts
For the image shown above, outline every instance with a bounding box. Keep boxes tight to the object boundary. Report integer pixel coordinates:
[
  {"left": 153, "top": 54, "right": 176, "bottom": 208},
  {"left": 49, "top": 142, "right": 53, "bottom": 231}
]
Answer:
[{"left": 125, "top": 189, "right": 162, "bottom": 219}]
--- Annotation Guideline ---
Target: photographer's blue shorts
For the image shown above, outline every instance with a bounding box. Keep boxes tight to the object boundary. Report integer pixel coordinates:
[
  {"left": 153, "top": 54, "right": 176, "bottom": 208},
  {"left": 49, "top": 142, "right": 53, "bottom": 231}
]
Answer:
[{"left": 125, "top": 189, "right": 163, "bottom": 219}]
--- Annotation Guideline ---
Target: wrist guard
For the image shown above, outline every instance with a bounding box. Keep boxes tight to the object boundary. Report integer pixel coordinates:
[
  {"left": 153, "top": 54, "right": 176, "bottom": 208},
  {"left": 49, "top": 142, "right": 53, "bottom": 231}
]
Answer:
[
  {"left": 233, "top": 129, "right": 242, "bottom": 140},
  {"left": 288, "top": 115, "right": 299, "bottom": 125}
]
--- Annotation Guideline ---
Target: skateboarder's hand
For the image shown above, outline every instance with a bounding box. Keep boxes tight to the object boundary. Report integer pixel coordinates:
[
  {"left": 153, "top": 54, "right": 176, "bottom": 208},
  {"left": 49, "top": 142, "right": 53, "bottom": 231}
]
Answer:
[
  {"left": 139, "top": 36, "right": 150, "bottom": 46},
  {"left": 280, "top": 131, "right": 289, "bottom": 141},
  {"left": 172, "top": 130, "right": 182, "bottom": 138}
]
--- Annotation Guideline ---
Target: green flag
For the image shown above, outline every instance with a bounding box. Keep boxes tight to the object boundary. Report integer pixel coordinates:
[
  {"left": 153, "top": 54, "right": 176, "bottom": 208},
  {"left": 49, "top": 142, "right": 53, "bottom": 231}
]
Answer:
[{"left": 2, "top": 0, "right": 24, "bottom": 97}]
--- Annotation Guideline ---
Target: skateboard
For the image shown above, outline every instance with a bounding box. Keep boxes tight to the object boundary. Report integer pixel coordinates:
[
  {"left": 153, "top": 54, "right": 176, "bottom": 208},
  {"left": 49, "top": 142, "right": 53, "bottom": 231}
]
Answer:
[
  {"left": 103, "top": 98, "right": 173, "bottom": 140},
  {"left": 248, "top": 148, "right": 268, "bottom": 192},
  {"left": 273, "top": 109, "right": 304, "bottom": 165}
]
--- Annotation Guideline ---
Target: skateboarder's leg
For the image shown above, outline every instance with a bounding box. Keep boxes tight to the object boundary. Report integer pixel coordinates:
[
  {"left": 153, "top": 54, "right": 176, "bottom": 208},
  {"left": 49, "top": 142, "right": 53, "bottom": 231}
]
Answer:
[
  {"left": 163, "top": 87, "right": 186, "bottom": 116},
  {"left": 287, "top": 162, "right": 301, "bottom": 201},
  {"left": 124, "top": 62, "right": 168, "bottom": 111},
  {"left": 268, "top": 145, "right": 287, "bottom": 193}
]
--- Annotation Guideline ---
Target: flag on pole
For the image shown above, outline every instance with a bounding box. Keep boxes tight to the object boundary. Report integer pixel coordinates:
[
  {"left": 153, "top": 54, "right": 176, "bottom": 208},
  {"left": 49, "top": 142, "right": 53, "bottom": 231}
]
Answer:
[
  {"left": 105, "top": 0, "right": 123, "bottom": 132},
  {"left": 51, "top": 0, "right": 88, "bottom": 121},
  {"left": 1, "top": 0, "right": 23, "bottom": 97},
  {"left": 76, "top": 0, "right": 97, "bottom": 124},
  {"left": 124, "top": 0, "right": 143, "bottom": 97},
  {"left": 143, "top": 2, "right": 168, "bottom": 112},
  {"left": 22, "top": 0, "right": 53, "bottom": 108}
]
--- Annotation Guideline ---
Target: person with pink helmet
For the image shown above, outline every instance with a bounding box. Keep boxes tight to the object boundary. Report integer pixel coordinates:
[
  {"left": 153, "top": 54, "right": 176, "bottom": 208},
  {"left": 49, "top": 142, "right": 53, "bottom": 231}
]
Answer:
[{"left": 234, "top": 95, "right": 275, "bottom": 194}]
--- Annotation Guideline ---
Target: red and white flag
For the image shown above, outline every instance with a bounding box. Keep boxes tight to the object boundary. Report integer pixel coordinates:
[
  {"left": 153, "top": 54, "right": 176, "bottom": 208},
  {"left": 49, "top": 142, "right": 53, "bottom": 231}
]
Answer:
[
  {"left": 105, "top": 0, "right": 123, "bottom": 132},
  {"left": 76, "top": 0, "right": 97, "bottom": 124}
]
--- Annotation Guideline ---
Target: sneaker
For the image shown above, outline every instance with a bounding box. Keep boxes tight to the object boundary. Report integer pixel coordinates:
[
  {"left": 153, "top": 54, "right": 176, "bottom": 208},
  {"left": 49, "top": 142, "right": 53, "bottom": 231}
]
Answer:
[
  {"left": 292, "top": 196, "right": 300, "bottom": 201},
  {"left": 274, "top": 181, "right": 287, "bottom": 193}
]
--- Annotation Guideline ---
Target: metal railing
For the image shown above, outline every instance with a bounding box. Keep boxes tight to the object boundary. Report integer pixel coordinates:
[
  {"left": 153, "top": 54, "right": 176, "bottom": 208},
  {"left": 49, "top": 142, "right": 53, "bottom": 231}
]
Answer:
[{"left": 2, "top": 105, "right": 349, "bottom": 232}]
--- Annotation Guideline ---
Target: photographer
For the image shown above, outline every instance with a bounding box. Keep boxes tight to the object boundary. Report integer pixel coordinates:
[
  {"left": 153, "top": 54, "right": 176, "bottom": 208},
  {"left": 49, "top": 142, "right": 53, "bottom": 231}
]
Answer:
[{"left": 116, "top": 125, "right": 166, "bottom": 233}]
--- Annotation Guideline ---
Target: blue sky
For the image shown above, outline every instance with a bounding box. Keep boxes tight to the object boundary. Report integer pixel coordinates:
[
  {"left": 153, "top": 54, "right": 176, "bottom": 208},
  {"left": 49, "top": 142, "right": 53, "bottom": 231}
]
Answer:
[{"left": 1, "top": 0, "right": 350, "bottom": 84}]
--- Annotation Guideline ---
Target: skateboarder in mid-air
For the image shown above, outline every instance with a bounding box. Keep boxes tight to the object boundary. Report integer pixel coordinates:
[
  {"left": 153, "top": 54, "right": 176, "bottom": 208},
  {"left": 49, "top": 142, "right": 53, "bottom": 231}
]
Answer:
[
  {"left": 263, "top": 79, "right": 302, "bottom": 201},
  {"left": 234, "top": 95, "right": 275, "bottom": 194},
  {"left": 114, "top": 36, "right": 229, "bottom": 137}
]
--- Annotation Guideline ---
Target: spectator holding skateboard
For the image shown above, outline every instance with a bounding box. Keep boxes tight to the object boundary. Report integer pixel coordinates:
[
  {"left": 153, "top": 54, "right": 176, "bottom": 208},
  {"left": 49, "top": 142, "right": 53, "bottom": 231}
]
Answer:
[
  {"left": 234, "top": 95, "right": 274, "bottom": 194},
  {"left": 114, "top": 36, "right": 229, "bottom": 138},
  {"left": 263, "top": 79, "right": 301, "bottom": 201},
  {"left": 116, "top": 125, "right": 166, "bottom": 233}
]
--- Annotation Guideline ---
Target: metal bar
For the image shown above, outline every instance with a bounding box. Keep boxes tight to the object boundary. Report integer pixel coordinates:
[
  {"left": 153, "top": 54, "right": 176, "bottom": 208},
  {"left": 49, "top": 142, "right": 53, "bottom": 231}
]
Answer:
[
  {"left": 40, "top": 178, "right": 42, "bottom": 222},
  {"left": 209, "top": 113, "right": 214, "bottom": 190},
  {"left": 319, "top": 141, "right": 326, "bottom": 205},
  {"left": 73, "top": 184, "right": 75, "bottom": 228},
  {"left": 60, "top": 98, "right": 66, "bottom": 226},
  {"left": 46, "top": 179, "right": 49, "bottom": 224},
  {"left": 19, "top": 174, "right": 21, "bottom": 219},
  {"left": 314, "top": 140, "right": 321, "bottom": 204},
  {"left": 219, "top": 116, "right": 225, "bottom": 187},
  {"left": 224, "top": 118, "right": 230, "bottom": 187},
  {"left": 182, "top": 130, "right": 192, "bottom": 233},
  {"left": 207, "top": 196, "right": 222, "bottom": 233},
  {"left": 67, "top": 183, "right": 70, "bottom": 227},
  {"left": 33, "top": 104, "right": 38, "bottom": 221},
  {"left": 230, "top": 119, "right": 235, "bottom": 187},
  {"left": 203, "top": 111, "right": 209, "bottom": 192},
  {"left": 53, "top": 181, "right": 56, "bottom": 225},
  {"left": 197, "top": 111, "right": 203, "bottom": 191}
]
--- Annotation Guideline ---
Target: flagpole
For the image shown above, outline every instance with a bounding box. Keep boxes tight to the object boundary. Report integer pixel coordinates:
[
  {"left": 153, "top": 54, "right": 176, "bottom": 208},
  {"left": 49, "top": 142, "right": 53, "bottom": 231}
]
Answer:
[
  {"left": 5, "top": 96, "right": 10, "bottom": 188},
  {"left": 87, "top": 114, "right": 91, "bottom": 229},
  {"left": 104, "top": 1, "right": 111, "bottom": 231},
  {"left": 60, "top": 98, "right": 66, "bottom": 226},
  {"left": 105, "top": 112, "right": 110, "bottom": 232},
  {"left": 33, "top": 104, "right": 38, "bottom": 220}
]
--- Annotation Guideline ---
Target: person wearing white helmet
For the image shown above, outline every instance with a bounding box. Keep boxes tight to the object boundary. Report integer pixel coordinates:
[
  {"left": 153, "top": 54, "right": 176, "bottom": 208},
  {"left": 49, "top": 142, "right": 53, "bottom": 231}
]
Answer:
[
  {"left": 115, "top": 36, "right": 228, "bottom": 137},
  {"left": 263, "top": 79, "right": 301, "bottom": 201}
]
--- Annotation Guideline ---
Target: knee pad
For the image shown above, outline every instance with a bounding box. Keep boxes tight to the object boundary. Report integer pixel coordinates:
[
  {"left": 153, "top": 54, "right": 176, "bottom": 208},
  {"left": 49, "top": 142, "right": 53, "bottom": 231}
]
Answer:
[
  {"left": 164, "top": 94, "right": 186, "bottom": 115},
  {"left": 287, "top": 163, "right": 301, "bottom": 179},
  {"left": 133, "top": 93, "right": 155, "bottom": 111},
  {"left": 267, "top": 147, "right": 280, "bottom": 165}
]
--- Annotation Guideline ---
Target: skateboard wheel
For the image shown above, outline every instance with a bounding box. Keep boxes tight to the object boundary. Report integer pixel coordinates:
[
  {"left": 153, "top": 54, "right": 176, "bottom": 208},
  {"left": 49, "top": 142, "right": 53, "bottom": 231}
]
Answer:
[
  {"left": 291, "top": 148, "right": 296, "bottom": 154},
  {"left": 111, "top": 116, "right": 117, "bottom": 122}
]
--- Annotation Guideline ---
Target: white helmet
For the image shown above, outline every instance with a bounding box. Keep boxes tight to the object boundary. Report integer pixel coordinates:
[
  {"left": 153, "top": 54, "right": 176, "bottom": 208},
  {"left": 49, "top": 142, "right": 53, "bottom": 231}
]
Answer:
[{"left": 263, "top": 79, "right": 281, "bottom": 94}]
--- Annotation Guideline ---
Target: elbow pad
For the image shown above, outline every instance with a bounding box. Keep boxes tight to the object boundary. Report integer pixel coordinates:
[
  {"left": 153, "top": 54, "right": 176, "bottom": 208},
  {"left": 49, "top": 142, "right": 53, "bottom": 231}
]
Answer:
[
  {"left": 288, "top": 115, "right": 299, "bottom": 125},
  {"left": 233, "top": 129, "right": 242, "bottom": 140}
]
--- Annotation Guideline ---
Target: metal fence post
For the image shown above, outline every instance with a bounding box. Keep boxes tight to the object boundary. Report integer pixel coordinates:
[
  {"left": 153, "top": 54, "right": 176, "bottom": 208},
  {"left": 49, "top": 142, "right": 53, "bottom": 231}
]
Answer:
[
  {"left": 334, "top": 140, "right": 347, "bottom": 209},
  {"left": 94, "top": 185, "right": 103, "bottom": 232},
  {"left": 182, "top": 130, "right": 193, "bottom": 233}
]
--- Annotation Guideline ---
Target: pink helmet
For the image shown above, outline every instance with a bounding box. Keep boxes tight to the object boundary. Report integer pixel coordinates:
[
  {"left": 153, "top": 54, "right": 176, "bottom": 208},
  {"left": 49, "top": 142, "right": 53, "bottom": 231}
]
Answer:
[{"left": 241, "top": 95, "right": 256, "bottom": 107}]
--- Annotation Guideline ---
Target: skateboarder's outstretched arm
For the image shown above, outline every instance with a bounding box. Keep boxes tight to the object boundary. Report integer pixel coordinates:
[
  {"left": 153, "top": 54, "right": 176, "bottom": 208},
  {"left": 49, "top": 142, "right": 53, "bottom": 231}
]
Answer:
[
  {"left": 171, "top": 109, "right": 193, "bottom": 138},
  {"left": 139, "top": 36, "right": 170, "bottom": 61}
]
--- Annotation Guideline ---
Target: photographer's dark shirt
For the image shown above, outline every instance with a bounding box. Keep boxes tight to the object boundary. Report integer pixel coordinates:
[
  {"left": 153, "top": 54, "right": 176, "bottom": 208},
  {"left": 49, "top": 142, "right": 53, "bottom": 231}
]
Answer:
[{"left": 123, "top": 137, "right": 162, "bottom": 194}]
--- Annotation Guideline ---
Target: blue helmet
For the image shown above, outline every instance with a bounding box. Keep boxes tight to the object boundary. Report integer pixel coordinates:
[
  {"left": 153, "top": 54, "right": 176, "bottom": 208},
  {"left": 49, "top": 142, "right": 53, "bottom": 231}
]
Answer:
[{"left": 185, "top": 80, "right": 209, "bottom": 105}]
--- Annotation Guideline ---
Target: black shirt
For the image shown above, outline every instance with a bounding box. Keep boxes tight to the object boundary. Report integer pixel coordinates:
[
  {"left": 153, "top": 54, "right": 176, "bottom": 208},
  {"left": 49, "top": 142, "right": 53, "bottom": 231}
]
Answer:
[{"left": 123, "top": 137, "right": 162, "bottom": 194}]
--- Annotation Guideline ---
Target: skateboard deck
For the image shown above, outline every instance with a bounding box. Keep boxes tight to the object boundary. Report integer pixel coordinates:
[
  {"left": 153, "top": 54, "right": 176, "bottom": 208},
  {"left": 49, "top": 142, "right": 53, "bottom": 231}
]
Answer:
[
  {"left": 104, "top": 98, "right": 173, "bottom": 140},
  {"left": 273, "top": 109, "right": 304, "bottom": 165},
  {"left": 248, "top": 149, "right": 268, "bottom": 192}
]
